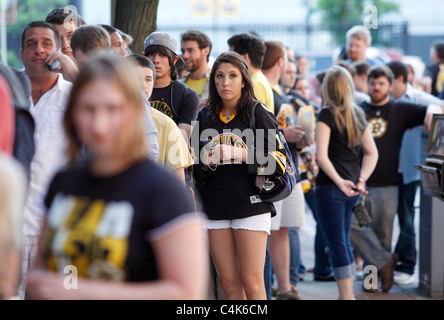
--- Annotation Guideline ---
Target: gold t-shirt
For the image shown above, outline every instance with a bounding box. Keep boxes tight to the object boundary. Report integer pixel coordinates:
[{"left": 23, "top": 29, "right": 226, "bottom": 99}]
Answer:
[
  {"left": 251, "top": 71, "right": 275, "bottom": 114},
  {"left": 185, "top": 77, "right": 208, "bottom": 99}
]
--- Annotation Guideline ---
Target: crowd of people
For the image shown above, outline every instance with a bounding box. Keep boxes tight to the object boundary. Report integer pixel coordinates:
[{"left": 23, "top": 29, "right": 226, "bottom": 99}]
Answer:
[{"left": 1, "top": 7, "right": 444, "bottom": 301}]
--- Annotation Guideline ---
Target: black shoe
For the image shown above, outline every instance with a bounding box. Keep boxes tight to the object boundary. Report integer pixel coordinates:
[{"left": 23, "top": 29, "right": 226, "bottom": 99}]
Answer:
[{"left": 314, "top": 274, "right": 335, "bottom": 282}]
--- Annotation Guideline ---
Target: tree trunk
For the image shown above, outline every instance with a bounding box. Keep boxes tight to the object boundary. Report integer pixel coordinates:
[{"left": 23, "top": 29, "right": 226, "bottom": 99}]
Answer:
[{"left": 113, "top": 0, "right": 159, "bottom": 55}]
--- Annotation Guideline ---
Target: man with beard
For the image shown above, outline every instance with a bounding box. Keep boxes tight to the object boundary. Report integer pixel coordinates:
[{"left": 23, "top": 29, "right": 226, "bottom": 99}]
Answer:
[
  {"left": 349, "top": 65, "right": 443, "bottom": 293},
  {"left": 180, "top": 30, "right": 212, "bottom": 111}
]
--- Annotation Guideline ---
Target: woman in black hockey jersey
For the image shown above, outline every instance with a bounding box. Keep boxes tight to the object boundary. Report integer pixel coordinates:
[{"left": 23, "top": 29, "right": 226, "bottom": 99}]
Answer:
[{"left": 193, "top": 52, "right": 287, "bottom": 300}]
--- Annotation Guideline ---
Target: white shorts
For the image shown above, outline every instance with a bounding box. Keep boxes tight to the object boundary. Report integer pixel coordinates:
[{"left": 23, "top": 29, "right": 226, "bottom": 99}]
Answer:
[
  {"left": 271, "top": 182, "right": 305, "bottom": 231},
  {"left": 205, "top": 213, "right": 272, "bottom": 234}
]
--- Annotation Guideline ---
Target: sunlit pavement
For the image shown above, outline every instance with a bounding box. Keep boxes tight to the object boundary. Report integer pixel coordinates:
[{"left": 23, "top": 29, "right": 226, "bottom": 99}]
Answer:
[{"left": 297, "top": 203, "right": 434, "bottom": 300}]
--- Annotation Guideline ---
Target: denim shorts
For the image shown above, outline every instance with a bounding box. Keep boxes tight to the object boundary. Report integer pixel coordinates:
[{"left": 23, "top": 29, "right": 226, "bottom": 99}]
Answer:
[{"left": 205, "top": 213, "right": 272, "bottom": 235}]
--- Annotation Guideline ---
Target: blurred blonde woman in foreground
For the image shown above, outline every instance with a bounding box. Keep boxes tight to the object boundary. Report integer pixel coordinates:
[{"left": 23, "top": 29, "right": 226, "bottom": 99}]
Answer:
[{"left": 27, "top": 55, "right": 208, "bottom": 300}]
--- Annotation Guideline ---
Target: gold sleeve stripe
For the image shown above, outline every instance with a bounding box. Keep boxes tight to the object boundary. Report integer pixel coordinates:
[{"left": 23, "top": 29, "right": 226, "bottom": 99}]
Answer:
[{"left": 269, "top": 151, "right": 286, "bottom": 173}]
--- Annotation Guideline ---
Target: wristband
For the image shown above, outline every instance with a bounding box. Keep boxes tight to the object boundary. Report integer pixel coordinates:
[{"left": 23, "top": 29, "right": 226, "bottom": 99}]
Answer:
[{"left": 359, "top": 177, "right": 366, "bottom": 183}]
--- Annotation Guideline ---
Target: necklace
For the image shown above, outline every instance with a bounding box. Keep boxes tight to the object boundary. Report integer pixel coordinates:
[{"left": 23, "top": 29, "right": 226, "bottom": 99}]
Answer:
[{"left": 158, "top": 82, "right": 172, "bottom": 102}]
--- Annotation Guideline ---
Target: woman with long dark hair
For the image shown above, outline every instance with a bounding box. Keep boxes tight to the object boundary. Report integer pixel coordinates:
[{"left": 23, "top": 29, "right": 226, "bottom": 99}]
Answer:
[{"left": 193, "top": 51, "right": 287, "bottom": 300}]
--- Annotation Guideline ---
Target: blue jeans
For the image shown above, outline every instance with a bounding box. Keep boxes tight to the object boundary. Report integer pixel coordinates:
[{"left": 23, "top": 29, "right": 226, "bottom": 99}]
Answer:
[
  {"left": 264, "top": 228, "right": 301, "bottom": 299},
  {"left": 314, "top": 184, "right": 359, "bottom": 280},
  {"left": 395, "top": 175, "right": 420, "bottom": 275},
  {"left": 264, "top": 239, "right": 272, "bottom": 300},
  {"left": 289, "top": 227, "right": 301, "bottom": 286},
  {"left": 305, "top": 191, "right": 333, "bottom": 277}
]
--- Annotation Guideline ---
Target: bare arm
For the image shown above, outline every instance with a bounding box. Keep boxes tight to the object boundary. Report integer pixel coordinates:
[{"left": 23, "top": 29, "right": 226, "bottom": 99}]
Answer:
[
  {"left": 0, "top": 251, "right": 21, "bottom": 300},
  {"left": 45, "top": 51, "right": 79, "bottom": 83},
  {"left": 355, "top": 128, "right": 379, "bottom": 194},
  {"left": 422, "top": 76, "right": 432, "bottom": 94},
  {"left": 173, "top": 168, "right": 185, "bottom": 184}
]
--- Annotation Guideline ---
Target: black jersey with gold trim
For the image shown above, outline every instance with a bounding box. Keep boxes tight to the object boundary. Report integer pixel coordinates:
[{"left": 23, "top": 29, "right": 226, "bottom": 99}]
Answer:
[{"left": 193, "top": 103, "right": 285, "bottom": 221}]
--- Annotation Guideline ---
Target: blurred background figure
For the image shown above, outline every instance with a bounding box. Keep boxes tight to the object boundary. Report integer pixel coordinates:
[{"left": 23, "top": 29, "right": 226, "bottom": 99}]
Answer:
[
  {"left": 0, "top": 76, "right": 27, "bottom": 300},
  {"left": 99, "top": 24, "right": 128, "bottom": 57},
  {"left": 117, "top": 28, "right": 134, "bottom": 56},
  {"left": 180, "top": 29, "right": 213, "bottom": 111},
  {"left": 345, "top": 25, "right": 381, "bottom": 66},
  {"left": 349, "top": 61, "right": 371, "bottom": 104},
  {"left": 422, "top": 41, "right": 444, "bottom": 97},
  {"left": 45, "top": 7, "right": 87, "bottom": 63}
]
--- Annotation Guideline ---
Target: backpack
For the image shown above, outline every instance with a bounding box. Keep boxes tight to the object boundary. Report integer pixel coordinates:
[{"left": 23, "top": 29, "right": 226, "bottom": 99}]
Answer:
[{"left": 250, "top": 102, "right": 297, "bottom": 203}]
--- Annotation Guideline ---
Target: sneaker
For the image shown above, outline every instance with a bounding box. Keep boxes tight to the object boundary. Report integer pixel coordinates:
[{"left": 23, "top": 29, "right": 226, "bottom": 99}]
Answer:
[{"left": 394, "top": 271, "right": 416, "bottom": 286}]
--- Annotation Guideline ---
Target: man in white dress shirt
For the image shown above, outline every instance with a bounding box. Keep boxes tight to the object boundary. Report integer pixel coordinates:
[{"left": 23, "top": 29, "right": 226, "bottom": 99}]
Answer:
[{"left": 19, "top": 21, "right": 73, "bottom": 299}]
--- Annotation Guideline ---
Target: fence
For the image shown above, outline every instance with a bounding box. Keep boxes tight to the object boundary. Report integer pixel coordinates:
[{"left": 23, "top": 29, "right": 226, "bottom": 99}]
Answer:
[{"left": 158, "top": 21, "right": 410, "bottom": 58}]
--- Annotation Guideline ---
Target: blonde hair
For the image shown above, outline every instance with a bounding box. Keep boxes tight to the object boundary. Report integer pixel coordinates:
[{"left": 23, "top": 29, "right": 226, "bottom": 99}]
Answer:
[
  {"left": 322, "top": 65, "right": 366, "bottom": 147},
  {"left": 63, "top": 54, "right": 148, "bottom": 164}
]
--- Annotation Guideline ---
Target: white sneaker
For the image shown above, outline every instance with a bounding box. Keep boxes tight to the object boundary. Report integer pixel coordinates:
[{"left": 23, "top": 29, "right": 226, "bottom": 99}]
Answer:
[{"left": 394, "top": 271, "right": 416, "bottom": 285}]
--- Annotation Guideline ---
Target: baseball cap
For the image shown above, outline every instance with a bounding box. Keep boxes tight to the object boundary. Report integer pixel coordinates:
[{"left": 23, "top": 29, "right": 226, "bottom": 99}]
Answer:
[{"left": 143, "top": 32, "right": 185, "bottom": 68}]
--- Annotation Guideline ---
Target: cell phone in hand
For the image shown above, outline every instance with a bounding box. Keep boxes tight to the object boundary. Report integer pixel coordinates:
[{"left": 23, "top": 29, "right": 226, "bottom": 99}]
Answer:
[{"left": 48, "top": 60, "right": 61, "bottom": 72}]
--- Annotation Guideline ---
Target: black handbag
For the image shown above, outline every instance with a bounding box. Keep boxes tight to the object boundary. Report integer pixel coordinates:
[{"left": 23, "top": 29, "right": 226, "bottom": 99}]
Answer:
[
  {"left": 250, "top": 102, "right": 297, "bottom": 203},
  {"left": 353, "top": 195, "right": 372, "bottom": 227}
]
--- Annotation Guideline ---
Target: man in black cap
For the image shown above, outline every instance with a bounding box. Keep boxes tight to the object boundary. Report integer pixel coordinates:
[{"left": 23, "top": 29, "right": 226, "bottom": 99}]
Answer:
[{"left": 144, "top": 32, "right": 200, "bottom": 143}]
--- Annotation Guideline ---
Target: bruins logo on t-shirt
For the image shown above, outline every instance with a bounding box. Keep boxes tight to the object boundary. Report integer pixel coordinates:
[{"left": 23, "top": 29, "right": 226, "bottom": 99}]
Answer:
[
  {"left": 151, "top": 100, "right": 174, "bottom": 119},
  {"left": 209, "top": 133, "right": 248, "bottom": 166},
  {"left": 44, "top": 194, "right": 134, "bottom": 281},
  {"left": 368, "top": 117, "right": 388, "bottom": 139}
]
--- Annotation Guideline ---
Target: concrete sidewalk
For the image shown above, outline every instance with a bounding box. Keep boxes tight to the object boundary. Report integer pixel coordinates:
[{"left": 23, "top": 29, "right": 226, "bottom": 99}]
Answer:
[{"left": 296, "top": 203, "right": 435, "bottom": 300}]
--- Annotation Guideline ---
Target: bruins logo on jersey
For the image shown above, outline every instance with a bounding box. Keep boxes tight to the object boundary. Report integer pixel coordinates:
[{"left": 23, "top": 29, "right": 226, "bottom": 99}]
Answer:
[
  {"left": 368, "top": 117, "right": 388, "bottom": 139},
  {"left": 209, "top": 133, "right": 248, "bottom": 166},
  {"left": 151, "top": 100, "right": 174, "bottom": 119}
]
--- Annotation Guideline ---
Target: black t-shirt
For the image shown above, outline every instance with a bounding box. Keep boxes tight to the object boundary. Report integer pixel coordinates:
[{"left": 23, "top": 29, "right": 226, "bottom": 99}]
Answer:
[
  {"left": 315, "top": 108, "right": 366, "bottom": 186},
  {"left": 43, "top": 158, "right": 196, "bottom": 282},
  {"left": 272, "top": 86, "right": 299, "bottom": 163},
  {"left": 360, "top": 100, "right": 427, "bottom": 187},
  {"left": 424, "top": 63, "right": 443, "bottom": 97},
  {"left": 149, "top": 80, "right": 200, "bottom": 126}
]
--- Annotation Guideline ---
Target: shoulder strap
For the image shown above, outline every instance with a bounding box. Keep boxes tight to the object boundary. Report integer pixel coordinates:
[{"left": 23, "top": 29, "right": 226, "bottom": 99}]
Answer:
[{"left": 249, "top": 101, "right": 261, "bottom": 131}]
